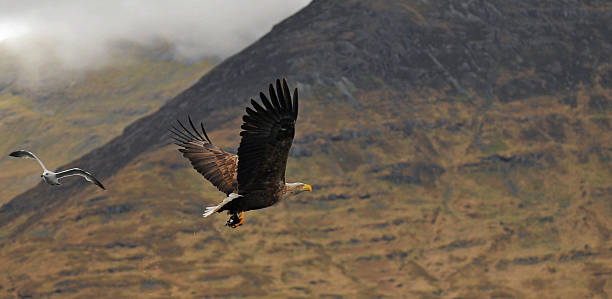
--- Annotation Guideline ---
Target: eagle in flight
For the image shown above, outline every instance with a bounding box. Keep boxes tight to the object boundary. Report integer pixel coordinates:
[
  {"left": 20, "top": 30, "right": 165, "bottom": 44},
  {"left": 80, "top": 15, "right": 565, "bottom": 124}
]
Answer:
[{"left": 170, "top": 78, "right": 312, "bottom": 228}]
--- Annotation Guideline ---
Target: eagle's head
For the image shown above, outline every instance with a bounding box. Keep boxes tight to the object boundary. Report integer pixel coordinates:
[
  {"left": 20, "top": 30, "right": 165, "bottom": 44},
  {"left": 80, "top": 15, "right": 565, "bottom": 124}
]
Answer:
[{"left": 284, "top": 182, "right": 312, "bottom": 198}]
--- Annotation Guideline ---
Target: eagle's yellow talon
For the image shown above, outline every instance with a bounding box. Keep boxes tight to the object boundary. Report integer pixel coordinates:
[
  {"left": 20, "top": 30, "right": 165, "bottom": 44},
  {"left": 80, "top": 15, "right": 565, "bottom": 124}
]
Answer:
[
  {"left": 234, "top": 211, "right": 244, "bottom": 227},
  {"left": 227, "top": 211, "right": 244, "bottom": 228}
]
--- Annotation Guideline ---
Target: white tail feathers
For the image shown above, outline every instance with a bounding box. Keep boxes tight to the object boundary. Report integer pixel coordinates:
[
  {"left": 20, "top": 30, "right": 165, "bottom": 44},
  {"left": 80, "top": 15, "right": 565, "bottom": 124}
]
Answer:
[
  {"left": 202, "top": 206, "right": 218, "bottom": 218},
  {"left": 202, "top": 193, "right": 242, "bottom": 218}
]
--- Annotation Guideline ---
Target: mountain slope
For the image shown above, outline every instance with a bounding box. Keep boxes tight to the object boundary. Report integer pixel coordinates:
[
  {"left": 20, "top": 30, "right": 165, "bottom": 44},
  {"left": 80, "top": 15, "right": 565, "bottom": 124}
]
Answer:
[{"left": 1, "top": 0, "right": 611, "bottom": 297}]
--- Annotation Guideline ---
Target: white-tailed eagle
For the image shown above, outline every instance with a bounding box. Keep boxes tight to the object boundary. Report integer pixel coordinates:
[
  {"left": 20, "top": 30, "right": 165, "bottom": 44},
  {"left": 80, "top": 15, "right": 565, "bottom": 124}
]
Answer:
[{"left": 170, "top": 78, "right": 311, "bottom": 228}]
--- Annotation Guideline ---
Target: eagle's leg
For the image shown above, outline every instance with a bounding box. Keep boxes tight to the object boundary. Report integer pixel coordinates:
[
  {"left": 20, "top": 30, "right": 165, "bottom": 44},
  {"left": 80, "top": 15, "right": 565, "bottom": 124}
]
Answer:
[
  {"left": 235, "top": 211, "right": 244, "bottom": 227},
  {"left": 226, "top": 211, "right": 245, "bottom": 228}
]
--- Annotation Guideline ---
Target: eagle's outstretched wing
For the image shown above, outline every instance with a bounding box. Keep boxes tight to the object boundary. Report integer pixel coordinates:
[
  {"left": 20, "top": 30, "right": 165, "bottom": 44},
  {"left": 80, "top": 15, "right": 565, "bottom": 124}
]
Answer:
[
  {"left": 171, "top": 117, "right": 238, "bottom": 195},
  {"left": 236, "top": 78, "right": 298, "bottom": 194}
]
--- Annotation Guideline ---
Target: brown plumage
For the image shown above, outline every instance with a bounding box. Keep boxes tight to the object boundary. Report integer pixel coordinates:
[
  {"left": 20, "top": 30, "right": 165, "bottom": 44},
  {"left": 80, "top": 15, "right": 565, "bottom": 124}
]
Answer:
[
  {"left": 170, "top": 117, "right": 238, "bottom": 195},
  {"left": 171, "top": 78, "right": 312, "bottom": 228}
]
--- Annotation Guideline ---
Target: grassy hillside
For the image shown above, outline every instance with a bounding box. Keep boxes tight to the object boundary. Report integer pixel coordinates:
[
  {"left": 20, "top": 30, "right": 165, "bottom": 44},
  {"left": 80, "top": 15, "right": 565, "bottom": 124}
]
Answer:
[
  {"left": 0, "top": 42, "right": 214, "bottom": 202},
  {"left": 0, "top": 82, "right": 610, "bottom": 297}
]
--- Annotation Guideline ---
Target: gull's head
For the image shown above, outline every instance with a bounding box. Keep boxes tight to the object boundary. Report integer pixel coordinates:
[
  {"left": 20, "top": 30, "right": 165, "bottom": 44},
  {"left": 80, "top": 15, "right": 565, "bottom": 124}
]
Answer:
[{"left": 284, "top": 182, "right": 312, "bottom": 198}]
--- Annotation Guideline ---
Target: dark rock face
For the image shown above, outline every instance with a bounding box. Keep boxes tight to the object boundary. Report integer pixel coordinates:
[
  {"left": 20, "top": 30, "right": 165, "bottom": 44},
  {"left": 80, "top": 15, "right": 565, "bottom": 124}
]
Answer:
[
  {"left": 2, "top": 0, "right": 611, "bottom": 229},
  {"left": 589, "top": 95, "right": 611, "bottom": 112}
]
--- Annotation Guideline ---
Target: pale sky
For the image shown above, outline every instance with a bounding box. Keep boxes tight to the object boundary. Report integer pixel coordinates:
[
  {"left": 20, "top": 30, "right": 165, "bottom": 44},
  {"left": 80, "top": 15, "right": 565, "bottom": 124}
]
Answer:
[{"left": 0, "top": 0, "right": 310, "bottom": 69}]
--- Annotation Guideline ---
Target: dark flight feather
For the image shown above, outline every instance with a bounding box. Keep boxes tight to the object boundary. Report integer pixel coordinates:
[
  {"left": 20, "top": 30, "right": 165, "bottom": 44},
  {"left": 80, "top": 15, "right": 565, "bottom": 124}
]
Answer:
[{"left": 236, "top": 78, "right": 298, "bottom": 194}]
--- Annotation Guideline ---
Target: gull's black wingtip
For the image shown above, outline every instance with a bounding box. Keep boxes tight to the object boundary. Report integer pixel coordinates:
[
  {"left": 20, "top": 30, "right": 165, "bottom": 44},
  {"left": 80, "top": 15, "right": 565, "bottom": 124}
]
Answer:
[
  {"left": 95, "top": 180, "right": 106, "bottom": 190},
  {"left": 8, "top": 150, "right": 26, "bottom": 158}
]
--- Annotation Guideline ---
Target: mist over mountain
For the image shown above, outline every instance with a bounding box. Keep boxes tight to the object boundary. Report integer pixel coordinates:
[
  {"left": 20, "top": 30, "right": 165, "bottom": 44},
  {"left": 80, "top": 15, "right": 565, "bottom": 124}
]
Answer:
[
  {"left": 0, "top": 0, "right": 309, "bottom": 84},
  {"left": 0, "top": 0, "right": 611, "bottom": 297}
]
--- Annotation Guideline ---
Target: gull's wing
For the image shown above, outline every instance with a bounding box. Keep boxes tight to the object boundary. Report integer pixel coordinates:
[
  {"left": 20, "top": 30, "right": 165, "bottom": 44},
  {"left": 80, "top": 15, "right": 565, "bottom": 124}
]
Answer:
[
  {"left": 9, "top": 150, "right": 48, "bottom": 171},
  {"left": 170, "top": 117, "right": 238, "bottom": 195},
  {"left": 56, "top": 168, "right": 105, "bottom": 190},
  {"left": 237, "top": 78, "right": 298, "bottom": 193}
]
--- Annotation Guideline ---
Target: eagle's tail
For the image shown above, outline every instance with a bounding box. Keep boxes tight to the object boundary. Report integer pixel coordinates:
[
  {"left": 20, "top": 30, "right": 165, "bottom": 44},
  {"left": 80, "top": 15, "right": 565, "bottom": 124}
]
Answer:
[{"left": 203, "top": 193, "right": 241, "bottom": 218}]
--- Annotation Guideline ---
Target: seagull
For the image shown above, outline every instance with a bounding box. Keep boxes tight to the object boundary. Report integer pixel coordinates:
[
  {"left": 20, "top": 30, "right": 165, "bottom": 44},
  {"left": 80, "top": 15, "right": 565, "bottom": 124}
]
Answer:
[{"left": 9, "top": 150, "right": 105, "bottom": 190}]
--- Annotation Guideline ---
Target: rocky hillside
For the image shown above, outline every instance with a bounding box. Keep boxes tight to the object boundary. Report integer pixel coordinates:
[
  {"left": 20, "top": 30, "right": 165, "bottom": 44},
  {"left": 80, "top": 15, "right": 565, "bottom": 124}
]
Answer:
[{"left": 1, "top": 0, "right": 611, "bottom": 297}]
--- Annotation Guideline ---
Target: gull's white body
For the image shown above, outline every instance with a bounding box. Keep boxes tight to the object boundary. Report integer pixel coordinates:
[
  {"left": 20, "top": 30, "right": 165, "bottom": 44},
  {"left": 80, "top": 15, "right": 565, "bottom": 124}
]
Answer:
[
  {"left": 9, "top": 150, "right": 105, "bottom": 190},
  {"left": 42, "top": 171, "right": 60, "bottom": 185}
]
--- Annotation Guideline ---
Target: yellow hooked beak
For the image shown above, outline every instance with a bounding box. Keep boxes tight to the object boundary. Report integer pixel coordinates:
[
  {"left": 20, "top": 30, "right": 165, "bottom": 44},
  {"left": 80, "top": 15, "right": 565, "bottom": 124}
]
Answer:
[{"left": 303, "top": 184, "right": 312, "bottom": 192}]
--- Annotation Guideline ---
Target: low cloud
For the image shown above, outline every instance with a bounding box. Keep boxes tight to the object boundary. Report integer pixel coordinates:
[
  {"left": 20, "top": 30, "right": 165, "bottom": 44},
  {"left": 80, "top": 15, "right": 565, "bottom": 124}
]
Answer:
[{"left": 0, "top": 0, "right": 310, "bottom": 74}]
